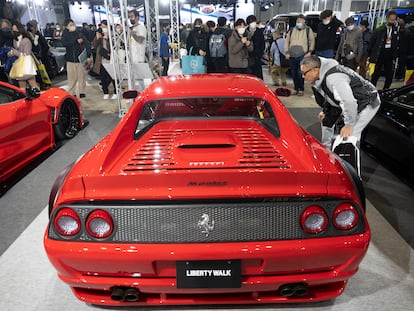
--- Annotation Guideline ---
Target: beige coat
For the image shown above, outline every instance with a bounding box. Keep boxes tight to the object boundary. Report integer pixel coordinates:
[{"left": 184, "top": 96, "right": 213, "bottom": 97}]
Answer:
[{"left": 284, "top": 26, "right": 315, "bottom": 57}]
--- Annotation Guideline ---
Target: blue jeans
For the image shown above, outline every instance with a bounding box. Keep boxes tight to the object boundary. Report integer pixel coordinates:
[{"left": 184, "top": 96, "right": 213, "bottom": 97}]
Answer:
[
  {"left": 316, "top": 49, "right": 334, "bottom": 58},
  {"left": 289, "top": 56, "right": 304, "bottom": 92}
]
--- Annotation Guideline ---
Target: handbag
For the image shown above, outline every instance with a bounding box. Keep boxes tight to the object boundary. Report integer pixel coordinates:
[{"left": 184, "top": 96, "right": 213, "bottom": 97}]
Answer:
[
  {"left": 332, "top": 135, "right": 361, "bottom": 176},
  {"left": 100, "top": 47, "right": 110, "bottom": 60},
  {"left": 274, "top": 41, "right": 289, "bottom": 68},
  {"left": 78, "top": 48, "right": 91, "bottom": 73},
  {"left": 181, "top": 47, "right": 206, "bottom": 74},
  {"left": 9, "top": 53, "right": 37, "bottom": 79},
  {"left": 32, "top": 53, "right": 51, "bottom": 85}
]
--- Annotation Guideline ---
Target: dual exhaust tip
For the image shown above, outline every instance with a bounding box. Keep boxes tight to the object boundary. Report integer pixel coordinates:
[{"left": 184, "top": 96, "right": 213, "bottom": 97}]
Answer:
[
  {"left": 110, "top": 283, "right": 308, "bottom": 301},
  {"left": 279, "top": 283, "right": 309, "bottom": 297},
  {"left": 111, "top": 287, "right": 139, "bottom": 302}
]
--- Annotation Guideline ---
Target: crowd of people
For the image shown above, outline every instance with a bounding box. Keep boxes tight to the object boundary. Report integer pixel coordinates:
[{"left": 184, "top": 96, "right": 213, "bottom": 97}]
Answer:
[
  {"left": 1, "top": 9, "right": 414, "bottom": 98},
  {"left": 0, "top": 11, "right": 146, "bottom": 99},
  {"left": 175, "top": 9, "right": 413, "bottom": 98}
]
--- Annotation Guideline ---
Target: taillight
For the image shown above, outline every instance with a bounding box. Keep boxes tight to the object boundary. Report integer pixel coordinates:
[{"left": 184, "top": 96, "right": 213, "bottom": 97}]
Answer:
[
  {"left": 301, "top": 205, "right": 328, "bottom": 234},
  {"left": 53, "top": 207, "right": 81, "bottom": 236},
  {"left": 86, "top": 209, "right": 114, "bottom": 239},
  {"left": 333, "top": 203, "right": 359, "bottom": 230}
]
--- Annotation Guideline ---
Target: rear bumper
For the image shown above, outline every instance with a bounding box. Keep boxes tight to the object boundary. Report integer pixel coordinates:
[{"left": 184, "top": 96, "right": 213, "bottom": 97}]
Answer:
[{"left": 45, "top": 233, "right": 370, "bottom": 305}]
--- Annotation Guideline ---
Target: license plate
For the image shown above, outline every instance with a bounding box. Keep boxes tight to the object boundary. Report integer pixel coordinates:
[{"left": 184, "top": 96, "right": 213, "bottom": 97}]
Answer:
[{"left": 176, "top": 260, "right": 241, "bottom": 289}]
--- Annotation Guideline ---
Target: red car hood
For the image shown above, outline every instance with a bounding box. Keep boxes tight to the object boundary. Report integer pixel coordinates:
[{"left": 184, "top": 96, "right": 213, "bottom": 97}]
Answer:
[{"left": 68, "top": 119, "right": 341, "bottom": 200}]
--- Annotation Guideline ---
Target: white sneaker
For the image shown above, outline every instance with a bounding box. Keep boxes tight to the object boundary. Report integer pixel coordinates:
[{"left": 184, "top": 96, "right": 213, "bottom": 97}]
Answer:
[
  {"left": 103, "top": 94, "right": 109, "bottom": 100},
  {"left": 111, "top": 94, "right": 117, "bottom": 100}
]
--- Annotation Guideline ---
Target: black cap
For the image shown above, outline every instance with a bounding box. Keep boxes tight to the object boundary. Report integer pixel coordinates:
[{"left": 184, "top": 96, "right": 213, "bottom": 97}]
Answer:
[{"left": 194, "top": 18, "right": 202, "bottom": 26}]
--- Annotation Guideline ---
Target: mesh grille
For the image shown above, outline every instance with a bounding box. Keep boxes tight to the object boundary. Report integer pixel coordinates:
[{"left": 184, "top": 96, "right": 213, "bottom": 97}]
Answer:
[
  {"left": 122, "top": 129, "right": 289, "bottom": 172},
  {"left": 48, "top": 200, "right": 365, "bottom": 243}
]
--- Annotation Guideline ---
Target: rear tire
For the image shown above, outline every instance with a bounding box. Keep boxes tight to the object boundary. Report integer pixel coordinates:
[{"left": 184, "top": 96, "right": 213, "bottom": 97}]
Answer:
[{"left": 54, "top": 100, "right": 80, "bottom": 140}]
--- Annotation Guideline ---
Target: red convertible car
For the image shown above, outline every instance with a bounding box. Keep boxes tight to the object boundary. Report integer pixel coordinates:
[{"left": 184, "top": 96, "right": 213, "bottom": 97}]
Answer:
[
  {"left": 44, "top": 74, "right": 370, "bottom": 306},
  {"left": 0, "top": 82, "right": 84, "bottom": 189}
]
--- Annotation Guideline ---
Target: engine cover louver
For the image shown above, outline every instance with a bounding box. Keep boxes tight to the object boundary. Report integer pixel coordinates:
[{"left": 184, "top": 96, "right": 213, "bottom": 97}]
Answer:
[{"left": 122, "top": 129, "right": 290, "bottom": 172}]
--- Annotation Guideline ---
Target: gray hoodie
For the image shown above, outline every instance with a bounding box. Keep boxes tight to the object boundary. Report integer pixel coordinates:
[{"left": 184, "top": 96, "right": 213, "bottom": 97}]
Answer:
[{"left": 312, "top": 57, "right": 361, "bottom": 127}]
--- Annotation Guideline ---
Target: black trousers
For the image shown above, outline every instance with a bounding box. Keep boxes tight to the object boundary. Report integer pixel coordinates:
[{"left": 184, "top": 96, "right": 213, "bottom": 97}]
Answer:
[
  {"left": 100, "top": 64, "right": 115, "bottom": 94},
  {"left": 371, "top": 52, "right": 394, "bottom": 89},
  {"left": 161, "top": 57, "right": 169, "bottom": 76}
]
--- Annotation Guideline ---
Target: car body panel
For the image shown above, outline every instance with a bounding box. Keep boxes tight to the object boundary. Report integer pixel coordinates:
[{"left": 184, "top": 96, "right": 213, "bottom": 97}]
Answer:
[
  {"left": 0, "top": 81, "right": 83, "bottom": 185},
  {"left": 44, "top": 74, "right": 369, "bottom": 306},
  {"left": 362, "top": 84, "right": 414, "bottom": 180}
]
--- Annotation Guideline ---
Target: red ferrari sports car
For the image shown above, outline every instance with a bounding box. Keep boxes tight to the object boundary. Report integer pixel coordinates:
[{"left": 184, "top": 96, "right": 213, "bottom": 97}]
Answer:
[
  {"left": 0, "top": 82, "right": 84, "bottom": 188},
  {"left": 44, "top": 74, "right": 370, "bottom": 306}
]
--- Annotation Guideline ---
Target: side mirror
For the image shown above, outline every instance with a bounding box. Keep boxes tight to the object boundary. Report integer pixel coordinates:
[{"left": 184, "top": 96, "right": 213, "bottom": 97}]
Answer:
[
  {"left": 274, "top": 87, "right": 292, "bottom": 97},
  {"left": 25, "top": 87, "right": 41, "bottom": 100},
  {"left": 122, "top": 90, "right": 139, "bottom": 99}
]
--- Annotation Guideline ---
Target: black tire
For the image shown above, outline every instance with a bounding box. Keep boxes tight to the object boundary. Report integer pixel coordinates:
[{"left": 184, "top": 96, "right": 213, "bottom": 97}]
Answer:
[{"left": 54, "top": 100, "right": 80, "bottom": 140}]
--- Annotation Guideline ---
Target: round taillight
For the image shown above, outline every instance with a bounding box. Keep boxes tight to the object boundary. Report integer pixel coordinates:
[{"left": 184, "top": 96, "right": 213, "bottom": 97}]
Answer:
[
  {"left": 333, "top": 203, "right": 359, "bottom": 230},
  {"left": 53, "top": 207, "right": 81, "bottom": 236},
  {"left": 86, "top": 209, "right": 114, "bottom": 239},
  {"left": 301, "top": 205, "right": 328, "bottom": 234}
]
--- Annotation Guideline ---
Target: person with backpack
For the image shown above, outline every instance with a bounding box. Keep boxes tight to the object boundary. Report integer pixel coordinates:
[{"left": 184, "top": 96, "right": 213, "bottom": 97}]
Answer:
[
  {"left": 300, "top": 55, "right": 380, "bottom": 149},
  {"left": 284, "top": 14, "right": 315, "bottom": 96},
  {"left": 269, "top": 31, "right": 289, "bottom": 86},
  {"left": 209, "top": 16, "right": 231, "bottom": 73}
]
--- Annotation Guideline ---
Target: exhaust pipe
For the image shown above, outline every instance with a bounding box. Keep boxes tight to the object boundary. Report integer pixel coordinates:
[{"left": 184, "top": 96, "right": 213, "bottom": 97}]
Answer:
[
  {"left": 279, "top": 284, "right": 296, "bottom": 297},
  {"left": 279, "top": 283, "right": 308, "bottom": 297},
  {"left": 124, "top": 288, "right": 140, "bottom": 301},
  {"left": 110, "top": 287, "right": 125, "bottom": 301},
  {"left": 293, "top": 283, "right": 308, "bottom": 296}
]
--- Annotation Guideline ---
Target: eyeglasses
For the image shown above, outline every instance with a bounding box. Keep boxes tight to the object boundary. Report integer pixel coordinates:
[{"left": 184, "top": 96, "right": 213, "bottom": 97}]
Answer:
[{"left": 301, "top": 68, "right": 315, "bottom": 76}]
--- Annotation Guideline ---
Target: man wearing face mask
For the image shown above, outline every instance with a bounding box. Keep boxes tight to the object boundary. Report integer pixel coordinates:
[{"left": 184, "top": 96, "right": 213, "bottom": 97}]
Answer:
[
  {"left": 315, "top": 9, "right": 343, "bottom": 58},
  {"left": 128, "top": 9, "right": 147, "bottom": 63},
  {"left": 246, "top": 15, "right": 265, "bottom": 79},
  {"left": 228, "top": 18, "right": 253, "bottom": 73},
  {"left": 285, "top": 14, "right": 315, "bottom": 96},
  {"left": 336, "top": 17, "right": 363, "bottom": 70},
  {"left": 61, "top": 19, "right": 92, "bottom": 98},
  {"left": 369, "top": 10, "right": 399, "bottom": 89}
]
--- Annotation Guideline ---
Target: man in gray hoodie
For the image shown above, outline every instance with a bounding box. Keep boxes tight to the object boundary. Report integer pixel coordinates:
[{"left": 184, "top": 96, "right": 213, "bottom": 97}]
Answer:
[{"left": 300, "top": 55, "right": 380, "bottom": 149}]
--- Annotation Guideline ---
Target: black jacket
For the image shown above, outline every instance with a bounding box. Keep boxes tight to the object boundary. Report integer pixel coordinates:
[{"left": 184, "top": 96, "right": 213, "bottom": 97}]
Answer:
[
  {"left": 0, "top": 28, "right": 13, "bottom": 48},
  {"left": 369, "top": 24, "right": 399, "bottom": 63},
  {"left": 248, "top": 28, "right": 265, "bottom": 61},
  {"left": 61, "top": 29, "right": 91, "bottom": 63},
  {"left": 186, "top": 26, "right": 208, "bottom": 55},
  {"left": 315, "top": 17, "right": 343, "bottom": 51}
]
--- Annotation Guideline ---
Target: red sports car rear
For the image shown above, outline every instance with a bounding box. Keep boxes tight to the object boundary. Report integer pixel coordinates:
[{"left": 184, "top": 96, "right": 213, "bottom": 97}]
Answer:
[{"left": 44, "top": 74, "right": 370, "bottom": 306}]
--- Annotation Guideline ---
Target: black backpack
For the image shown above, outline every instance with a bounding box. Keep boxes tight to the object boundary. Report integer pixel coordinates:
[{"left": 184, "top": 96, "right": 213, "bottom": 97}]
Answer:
[{"left": 209, "top": 33, "right": 227, "bottom": 58}]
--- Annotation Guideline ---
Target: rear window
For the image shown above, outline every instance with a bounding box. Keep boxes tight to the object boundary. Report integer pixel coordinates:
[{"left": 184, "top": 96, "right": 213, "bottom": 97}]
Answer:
[{"left": 135, "top": 97, "right": 279, "bottom": 135}]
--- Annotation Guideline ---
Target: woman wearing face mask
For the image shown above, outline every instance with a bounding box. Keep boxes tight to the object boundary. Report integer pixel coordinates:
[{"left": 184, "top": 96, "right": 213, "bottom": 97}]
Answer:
[
  {"left": 53, "top": 23, "right": 62, "bottom": 40},
  {"left": 228, "top": 18, "right": 253, "bottom": 73},
  {"left": 315, "top": 9, "right": 343, "bottom": 58},
  {"left": 7, "top": 22, "right": 39, "bottom": 90},
  {"left": 61, "top": 19, "right": 92, "bottom": 98}
]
